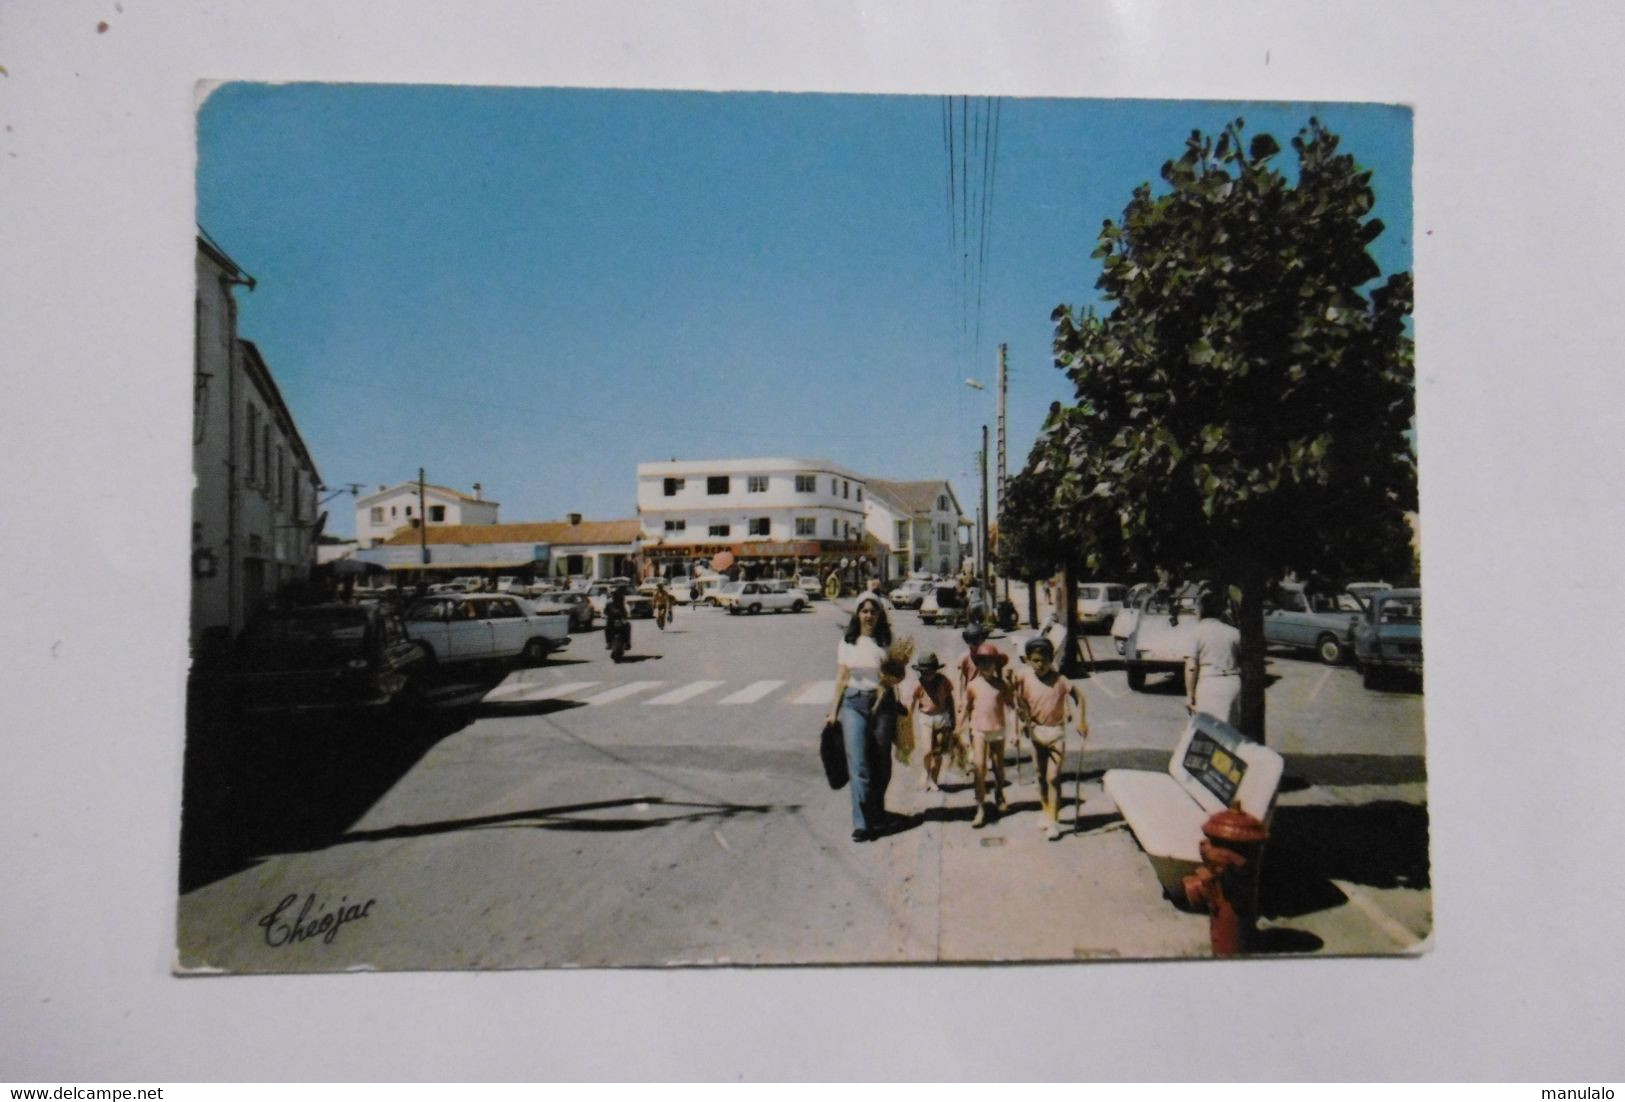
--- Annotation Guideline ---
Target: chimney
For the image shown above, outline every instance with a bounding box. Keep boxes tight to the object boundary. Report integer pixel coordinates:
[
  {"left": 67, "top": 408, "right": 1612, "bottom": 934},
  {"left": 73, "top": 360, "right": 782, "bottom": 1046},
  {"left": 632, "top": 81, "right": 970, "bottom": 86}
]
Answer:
[
  {"left": 568, "top": 512, "right": 582, "bottom": 526},
  {"left": 472, "top": 482, "right": 482, "bottom": 501}
]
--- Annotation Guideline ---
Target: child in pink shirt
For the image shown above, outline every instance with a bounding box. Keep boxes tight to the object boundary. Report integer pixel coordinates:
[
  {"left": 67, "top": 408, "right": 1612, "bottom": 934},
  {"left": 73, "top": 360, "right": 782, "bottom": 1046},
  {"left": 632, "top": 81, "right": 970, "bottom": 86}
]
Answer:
[
  {"left": 956, "top": 642, "right": 1013, "bottom": 828},
  {"left": 1014, "top": 636, "right": 1090, "bottom": 840}
]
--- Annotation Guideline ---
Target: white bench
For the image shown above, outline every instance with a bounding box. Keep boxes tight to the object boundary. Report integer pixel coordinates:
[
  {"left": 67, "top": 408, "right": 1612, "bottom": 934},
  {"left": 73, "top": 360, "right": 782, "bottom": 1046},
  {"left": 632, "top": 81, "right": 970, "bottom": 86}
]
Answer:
[{"left": 1103, "top": 712, "right": 1285, "bottom": 898}]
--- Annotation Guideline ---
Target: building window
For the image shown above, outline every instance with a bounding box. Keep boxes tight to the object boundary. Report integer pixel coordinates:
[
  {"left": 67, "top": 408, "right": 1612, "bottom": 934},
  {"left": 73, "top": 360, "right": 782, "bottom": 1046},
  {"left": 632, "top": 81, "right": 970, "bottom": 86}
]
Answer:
[
  {"left": 831, "top": 477, "right": 838, "bottom": 495},
  {"left": 276, "top": 447, "right": 285, "bottom": 504},
  {"left": 709, "top": 523, "right": 731, "bottom": 537},
  {"left": 939, "top": 523, "right": 950, "bottom": 542},
  {"left": 747, "top": 475, "right": 768, "bottom": 493},
  {"left": 663, "top": 477, "right": 685, "bottom": 496},
  {"left": 371, "top": 507, "right": 384, "bottom": 524},
  {"left": 707, "top": 476, "right": 730, "bottom": 495},
  {"left": 856, "top": 486, "right": 862, "bottom": 502},
  {"left": 405, "top": 505, "right": 414, "bottom": 518},
  {"left": 795, "top": 517, "right": 815, "bottom": 536},
  {"left": 895, "top": 521, "right": 908, "bottom": 545},
  {"left": 842, "top": 480, "right": 849, "bottom": 499},
  {"left": 795, "top": 475, "right": 816, "bottom": 493},
  {"left": 938, "top": 494, "right": 949, "bottom": 511},
  {"left": 832, "top": 517, "right": 839, "bottom": 537},
  {"left": 390, "top": 505, "right": 398, "bottom": 518},
  {"left": 262, "top": 426, "right": 270, "bottom": 493},
  {"left": 430, "top": 505, "right": 446, "bottom": 523},
  {"left": 748, "top": 517, "right": 770, "bottom": 536},
  {"left": 665, "top": 519, "right": 686, "bottom": 532}
]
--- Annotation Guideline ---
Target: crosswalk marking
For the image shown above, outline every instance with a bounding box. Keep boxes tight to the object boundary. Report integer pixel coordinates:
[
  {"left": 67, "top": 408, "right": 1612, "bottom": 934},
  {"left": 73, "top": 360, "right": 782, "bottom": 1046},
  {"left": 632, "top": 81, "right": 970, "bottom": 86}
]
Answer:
[
  {"left": 718, "top": 680, "right": 785, "bottom": 705},
  {"left": 582, "top": 681, "right": 667, "bottom": 706},
  {"left": 644, "top": 680, "right": 724, "bottom": 705},
  {"left": 488, "top": 680, "right": 600, "bottom": 702},
  {"left": 791, "top": 680, "right": 837, "bottom": 705}
]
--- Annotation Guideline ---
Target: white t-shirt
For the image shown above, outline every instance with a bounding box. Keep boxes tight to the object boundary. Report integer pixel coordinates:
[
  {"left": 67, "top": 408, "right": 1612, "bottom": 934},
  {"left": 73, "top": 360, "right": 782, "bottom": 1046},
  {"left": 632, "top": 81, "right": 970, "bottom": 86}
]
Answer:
[
  {"left": 837, "top": 635, "right": 887, "bottom": 690},
  {"left": 1188, "top": 618, "right": 1241, "bottom": 676}
]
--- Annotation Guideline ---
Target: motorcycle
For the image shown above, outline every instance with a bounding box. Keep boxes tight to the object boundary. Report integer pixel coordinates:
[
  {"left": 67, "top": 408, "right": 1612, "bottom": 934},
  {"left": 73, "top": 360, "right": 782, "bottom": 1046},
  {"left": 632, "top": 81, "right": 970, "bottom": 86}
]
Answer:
[{"left": 605, "top": 617, "right": 631, "bottom": 663}]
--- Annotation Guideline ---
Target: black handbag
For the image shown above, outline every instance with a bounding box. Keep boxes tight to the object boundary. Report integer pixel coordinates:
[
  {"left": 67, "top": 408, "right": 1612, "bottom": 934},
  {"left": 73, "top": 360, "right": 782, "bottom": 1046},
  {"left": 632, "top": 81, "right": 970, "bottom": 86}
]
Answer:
[{"left": 819, "top": 719, "right": 849, "bottom": 790}]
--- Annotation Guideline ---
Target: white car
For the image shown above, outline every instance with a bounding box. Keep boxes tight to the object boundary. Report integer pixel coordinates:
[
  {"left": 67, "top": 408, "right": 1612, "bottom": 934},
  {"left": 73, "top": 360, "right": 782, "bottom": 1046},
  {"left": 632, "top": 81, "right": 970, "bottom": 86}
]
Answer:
[
  {"left": 723, "top": 580, "right": 809, "bottom": 614},
  {"left": 585, "top": 583, "right": 652, "bottom": 618},
  {"left": 1116, "top": 586, "right": 1202, "bottom": 690},
  {"left": 889, "top": 579, "right": 934, "bottom": 609},
  {"left": 1076, "top": 583, "right": 1129, "bottom": 631},
  {"left": 797, "top": 575, "right": 824, "bottom": 598},
  {"left": 403, "top": 593, "right": 570, "bottom": 665}
]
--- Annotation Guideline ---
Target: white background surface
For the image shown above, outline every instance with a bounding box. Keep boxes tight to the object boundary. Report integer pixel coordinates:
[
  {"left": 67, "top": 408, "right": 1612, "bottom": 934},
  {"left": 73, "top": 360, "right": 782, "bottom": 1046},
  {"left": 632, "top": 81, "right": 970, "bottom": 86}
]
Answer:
[{"left": 3, "top": 0, "right": 1622, "bottom": 1082}]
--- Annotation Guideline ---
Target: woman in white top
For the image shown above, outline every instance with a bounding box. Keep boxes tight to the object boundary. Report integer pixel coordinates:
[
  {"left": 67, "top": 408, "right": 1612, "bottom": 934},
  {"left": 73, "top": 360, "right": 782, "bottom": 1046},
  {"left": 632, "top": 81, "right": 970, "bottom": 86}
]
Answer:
[
  {"left": 825, "top": 592, "right": 899, "bottom": 842},
  {"left": 1185, "top": 589, "right": 1243, "bottom": 725}
]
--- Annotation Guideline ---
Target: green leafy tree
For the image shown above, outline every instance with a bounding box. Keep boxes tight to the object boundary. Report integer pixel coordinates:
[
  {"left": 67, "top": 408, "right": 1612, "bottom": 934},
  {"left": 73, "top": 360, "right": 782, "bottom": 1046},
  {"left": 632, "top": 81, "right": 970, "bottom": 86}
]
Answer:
[{"left": 1049, "top": 118, "right": 1415, "bottom": 741}]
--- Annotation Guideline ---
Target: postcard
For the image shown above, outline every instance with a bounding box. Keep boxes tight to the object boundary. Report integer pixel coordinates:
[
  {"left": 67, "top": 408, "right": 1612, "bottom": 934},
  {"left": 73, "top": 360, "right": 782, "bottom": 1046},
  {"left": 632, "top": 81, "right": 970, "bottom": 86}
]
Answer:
[{"left": 177, "top": 84, "right": 1424, "bottom": 972}]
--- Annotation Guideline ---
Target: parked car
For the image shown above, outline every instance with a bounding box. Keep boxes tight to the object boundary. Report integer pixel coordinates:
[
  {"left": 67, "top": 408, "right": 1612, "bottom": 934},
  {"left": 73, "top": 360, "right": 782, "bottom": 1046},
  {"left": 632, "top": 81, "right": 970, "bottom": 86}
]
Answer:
[
  {"left": 797, "top": 575, "right": 824, "bottom": 599},
  {"left": 227, "top": 603, "right": 426, "bottom": 714},
  {"left": 723, "top": 580, "right": 809, "bottom": 614},
  {"left": 889, "top": 579, "right": 934, "bottom": 610},
  {"left": 528, "top": 590, "right": 595, "bottom": 632},
  {"left": 1264, "top": 582, "right": 1362, "bottom": 664},
  {"left": 403, "top": 593, "right": 570, "bottom": 665},
  {"left": 712, "top": 581, "right": 748, "bottom": 610},
  {"left": 919, "top": 584, "right": 988, "bottom": 627},
  {"left": 1118, "top": 586, "right": 1202, "bottom": 691},
  {"left": 1354, "top": 588, "right": 1423, "bottom": 688},
  {"left": 1075, "top": 583, "right": 1129, "bottom": 631},
  {"left": 584, "top": 583, "right": 652, "bottom": 619}
]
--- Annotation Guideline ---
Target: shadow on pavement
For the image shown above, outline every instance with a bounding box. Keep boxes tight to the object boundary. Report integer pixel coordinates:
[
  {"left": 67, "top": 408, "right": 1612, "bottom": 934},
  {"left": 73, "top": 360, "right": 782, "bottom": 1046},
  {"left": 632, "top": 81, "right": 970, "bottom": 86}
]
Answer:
[
  {"left": 1260, "top": 800, "right": 1431, "bottom": 919},
  {"left": 332, "top": 795, "right": 792, "bottom": 844},
  {"left": 178, "top": 666, "right": 506, "bottom": 894}
]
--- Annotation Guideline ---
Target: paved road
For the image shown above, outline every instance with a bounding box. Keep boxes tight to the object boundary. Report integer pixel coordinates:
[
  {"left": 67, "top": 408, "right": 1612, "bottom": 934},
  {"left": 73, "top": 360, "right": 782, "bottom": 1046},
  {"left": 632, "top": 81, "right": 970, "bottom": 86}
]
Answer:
[{"left": 176, "top": 597, "right": 1428, "bottom": 971}]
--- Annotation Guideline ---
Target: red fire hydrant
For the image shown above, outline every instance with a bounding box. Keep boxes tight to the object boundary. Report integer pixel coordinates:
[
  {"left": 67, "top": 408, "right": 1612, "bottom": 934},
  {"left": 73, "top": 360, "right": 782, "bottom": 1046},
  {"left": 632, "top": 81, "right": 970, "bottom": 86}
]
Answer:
[{"left": 1182, "top": 803, "right": 1270, "bottom": 956}]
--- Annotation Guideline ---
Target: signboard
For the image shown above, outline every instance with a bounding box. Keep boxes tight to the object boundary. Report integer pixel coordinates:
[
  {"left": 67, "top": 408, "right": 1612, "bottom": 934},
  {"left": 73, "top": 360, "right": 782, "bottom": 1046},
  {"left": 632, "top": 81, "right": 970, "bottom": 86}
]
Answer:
[{"left": 1182, "top": 728, "right": 1248, "bottom": 808}]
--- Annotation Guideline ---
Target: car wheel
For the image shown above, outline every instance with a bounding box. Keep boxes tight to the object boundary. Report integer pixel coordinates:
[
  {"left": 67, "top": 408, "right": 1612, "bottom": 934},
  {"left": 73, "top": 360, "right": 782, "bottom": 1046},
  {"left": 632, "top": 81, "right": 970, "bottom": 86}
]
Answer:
[
  {"left": 414, "top": 641, "right": 437, "bottom": 667},
  {"left": 749, "top": 603, "right": 762, "bottom": 615},
  {"left": 792, "top": 600, "right": 805, "bottom": 613},
  {"left": 522, "top": 638, "right": 549, "bottom": 663},
  {"left": 1125, "top": 665, "right": 1147, "bottom": 692},
  {"left": 1114, "top": 637, "right": 1127, "bottom": 656}
]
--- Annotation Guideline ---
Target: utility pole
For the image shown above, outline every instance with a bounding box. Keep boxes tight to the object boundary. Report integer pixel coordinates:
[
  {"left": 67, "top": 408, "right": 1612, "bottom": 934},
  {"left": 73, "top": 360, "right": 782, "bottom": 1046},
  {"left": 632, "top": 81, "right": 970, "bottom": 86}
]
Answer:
[
  {"left": 996, "top": 343, "right": 1008, "bottom": 604},
  {"left": 979, "top": 424, "right": 990, "bottom": 596},
  {"left": 417, "top": 468, "right": 429, "bottom": 566}
]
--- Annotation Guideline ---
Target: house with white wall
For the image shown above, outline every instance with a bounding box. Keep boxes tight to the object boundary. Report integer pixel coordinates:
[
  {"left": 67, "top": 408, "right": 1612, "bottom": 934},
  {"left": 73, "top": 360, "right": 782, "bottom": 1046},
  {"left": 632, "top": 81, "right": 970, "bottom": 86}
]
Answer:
[
  {"left": 354, "top": 482, "right": 500, "bottom": 547},
  {"left": 863, "top": 479, "right": 966, "bottom": 579},
  {"left": 635, "top": 458, "right": 875, "bottom": 578},
  {"left": 361, "top": 517, "right": 642, "bottom": 582},
  {"left": 191, "top": 235, "right": 321, "bottom": 656}
]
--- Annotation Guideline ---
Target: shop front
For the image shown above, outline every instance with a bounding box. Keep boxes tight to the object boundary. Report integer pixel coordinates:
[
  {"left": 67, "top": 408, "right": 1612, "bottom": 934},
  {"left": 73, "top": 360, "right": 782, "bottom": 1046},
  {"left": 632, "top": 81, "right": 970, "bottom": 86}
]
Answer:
[{"left": 639, "top": 539, "right": 881, "bottom": 585}]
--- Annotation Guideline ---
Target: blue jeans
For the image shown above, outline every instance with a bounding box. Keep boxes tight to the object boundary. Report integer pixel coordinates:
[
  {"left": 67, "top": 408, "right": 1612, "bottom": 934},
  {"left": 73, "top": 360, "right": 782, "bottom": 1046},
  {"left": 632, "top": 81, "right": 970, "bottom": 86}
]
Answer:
[{"left": 840, "top": 687, "right": 894, "bottom": 832}]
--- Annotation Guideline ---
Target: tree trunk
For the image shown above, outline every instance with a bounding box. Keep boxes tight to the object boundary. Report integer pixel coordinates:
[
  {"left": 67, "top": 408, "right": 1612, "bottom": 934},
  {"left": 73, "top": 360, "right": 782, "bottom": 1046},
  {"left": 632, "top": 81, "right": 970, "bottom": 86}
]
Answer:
[
  {"left": 1062, "top": 563, "right": 1081, "bottom": 674},
  {"left": 1236, "top": 573, "right": 1269, "bottom": 744},
  {"left": 1027, "top": 576, "right": 1039, "bottom": 628}
]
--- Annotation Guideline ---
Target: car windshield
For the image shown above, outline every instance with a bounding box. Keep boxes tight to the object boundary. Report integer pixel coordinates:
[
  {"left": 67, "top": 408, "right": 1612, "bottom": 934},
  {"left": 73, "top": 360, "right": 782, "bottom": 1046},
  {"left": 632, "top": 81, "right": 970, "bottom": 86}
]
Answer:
[{"left": 238, "top": 609, "right": 370, "bottom": 670}]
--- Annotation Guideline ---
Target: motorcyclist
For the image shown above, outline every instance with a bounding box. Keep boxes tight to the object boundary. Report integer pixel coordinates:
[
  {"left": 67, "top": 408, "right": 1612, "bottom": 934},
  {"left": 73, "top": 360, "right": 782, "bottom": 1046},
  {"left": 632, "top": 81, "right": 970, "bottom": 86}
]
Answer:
[
  {"left": 604, "top": 587, "right": 631, "bottom": 651},
  {"left": 652, "top": 582, "right": 672, "bottom": 628}
]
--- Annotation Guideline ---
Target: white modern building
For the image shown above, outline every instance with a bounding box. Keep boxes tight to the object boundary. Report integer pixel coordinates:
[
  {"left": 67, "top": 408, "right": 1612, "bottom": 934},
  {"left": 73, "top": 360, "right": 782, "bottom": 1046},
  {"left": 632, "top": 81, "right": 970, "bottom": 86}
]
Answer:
[
  {"left": 191, "top": 235, "right": 321, "bottom": 656},
  {"left": 635, "top": 458, "right": 877, "bottom": 578},
  {"left": 863, "top": 479, "right": 967, "bottom": 579},
  {"left": 355, "top": 481, "right": 500, "bottom": 547}
]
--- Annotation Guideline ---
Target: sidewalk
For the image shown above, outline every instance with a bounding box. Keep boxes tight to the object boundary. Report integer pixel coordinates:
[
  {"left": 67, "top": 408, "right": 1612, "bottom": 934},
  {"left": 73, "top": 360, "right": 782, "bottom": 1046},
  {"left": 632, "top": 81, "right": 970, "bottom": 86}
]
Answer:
[{"left": 876, "top": 753, "right": 1431, "bottom": 961}]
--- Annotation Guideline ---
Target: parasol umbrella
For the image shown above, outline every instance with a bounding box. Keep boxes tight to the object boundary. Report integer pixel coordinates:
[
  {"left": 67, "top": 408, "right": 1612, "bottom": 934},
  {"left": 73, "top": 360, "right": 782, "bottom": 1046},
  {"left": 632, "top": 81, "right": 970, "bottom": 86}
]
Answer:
[{"left": 711, "top": 550, "right": 736, "bottom": 572}]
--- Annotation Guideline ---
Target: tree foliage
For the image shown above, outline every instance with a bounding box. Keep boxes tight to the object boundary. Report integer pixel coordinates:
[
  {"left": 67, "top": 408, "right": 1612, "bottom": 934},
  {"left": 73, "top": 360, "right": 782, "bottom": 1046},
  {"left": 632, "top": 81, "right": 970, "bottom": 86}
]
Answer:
[{"left": 1012, "top": 118, "right": 1415, "bottom": 738}]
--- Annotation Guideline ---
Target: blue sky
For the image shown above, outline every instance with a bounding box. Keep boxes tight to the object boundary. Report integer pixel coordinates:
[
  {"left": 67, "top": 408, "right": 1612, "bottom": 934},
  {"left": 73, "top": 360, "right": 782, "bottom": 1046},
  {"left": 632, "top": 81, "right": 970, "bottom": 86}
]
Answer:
[{"left": 197, "top": 86, "right": 1412, "bottom": 538}]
